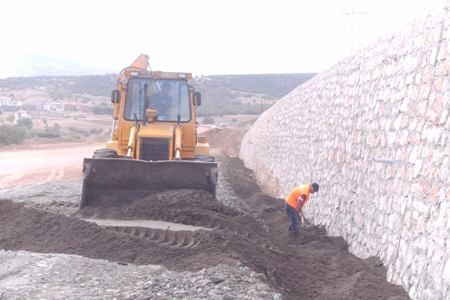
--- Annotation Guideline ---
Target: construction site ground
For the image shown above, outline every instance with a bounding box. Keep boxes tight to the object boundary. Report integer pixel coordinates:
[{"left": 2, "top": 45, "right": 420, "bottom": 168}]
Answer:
[{"left": 0, "top": 129, "right": 409, "bottom": 299}]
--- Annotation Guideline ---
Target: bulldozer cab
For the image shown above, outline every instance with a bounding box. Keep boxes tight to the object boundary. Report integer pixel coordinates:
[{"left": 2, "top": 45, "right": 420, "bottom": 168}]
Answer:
[
  {"left": 107, "top": 65, "right": 207, "bottom": 161},
  {"left": 125, "top": 79, "right": 190, "bottom": 123}
]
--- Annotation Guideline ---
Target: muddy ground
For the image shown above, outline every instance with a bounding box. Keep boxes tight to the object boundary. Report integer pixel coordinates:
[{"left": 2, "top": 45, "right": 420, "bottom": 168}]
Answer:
[{"left": 0, "top": 128, "right": 409, "bottom": 299}]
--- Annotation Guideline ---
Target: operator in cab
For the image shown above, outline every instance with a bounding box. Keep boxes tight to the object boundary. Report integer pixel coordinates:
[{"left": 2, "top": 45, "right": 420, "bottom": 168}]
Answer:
[{"left": 148, "top": 82, "right": 172, "bottom": 120}]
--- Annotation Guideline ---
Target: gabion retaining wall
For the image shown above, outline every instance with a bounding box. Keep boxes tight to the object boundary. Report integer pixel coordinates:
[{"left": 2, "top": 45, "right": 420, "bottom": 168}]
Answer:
[{"left": 240, "top": 4, "right": 449, "bottom": 299}]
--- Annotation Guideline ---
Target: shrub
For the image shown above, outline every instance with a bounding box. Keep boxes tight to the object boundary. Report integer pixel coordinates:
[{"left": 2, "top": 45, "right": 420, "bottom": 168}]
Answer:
[
  {"left": 202, "top": 117, "right": 215, "bottom": 124},
  {"left": 65, "top": 104, "right": 78, "bottom": 112},
  {"left": 92, "top": 106, "right": 112, "bottom": 115},
  {"left": 36, "top": 131, "right": 60, "bottom": 138},
  {"left": 0, "top": 124, "right": 27, "bottom": 145},
  {"left": 35, "top": 122, "right": 61, "bottom": 138},
  {"left": 16, "top": 118, "right": 33, "bottom": 130},
  {"left": 89, "top": 128, "right": 103, "bottom": 135},
  {"left": 23, "top": 103, "right": 37, "bottom": 111}
]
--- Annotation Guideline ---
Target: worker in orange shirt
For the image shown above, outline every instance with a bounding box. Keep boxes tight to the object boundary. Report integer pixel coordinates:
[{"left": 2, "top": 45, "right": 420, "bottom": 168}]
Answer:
[{"left": 285, "top": 182, "right": 319, "bottom": 236}]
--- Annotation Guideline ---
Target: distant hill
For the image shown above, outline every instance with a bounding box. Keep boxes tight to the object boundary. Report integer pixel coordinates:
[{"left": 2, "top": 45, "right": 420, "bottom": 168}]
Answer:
[
  {"left": 0, "top": 75, "right": 117, "bottom": 98},
  {"left": 197, "top": 73, "right": 316, "bottom": 99},
  {"left": 0, "top": 73, "right": 316, "bottom": 116},
  {"left": 193, "top": 73, "right": 316, "bottom": 116}
]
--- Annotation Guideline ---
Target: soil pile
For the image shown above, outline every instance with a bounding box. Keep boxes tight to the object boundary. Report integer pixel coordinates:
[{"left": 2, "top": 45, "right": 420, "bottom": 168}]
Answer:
[
  {"left": 81, "top": 189, "right": 237, "bottom": 220},
  {"left": 204, "top": 128, "right": 246, "bottom": 157},
  {"left": 80, "top": 189, "right": 268, "bottom": 239},
  {"left": 0, "top": 199, "right": 227, "bottom": 270}
]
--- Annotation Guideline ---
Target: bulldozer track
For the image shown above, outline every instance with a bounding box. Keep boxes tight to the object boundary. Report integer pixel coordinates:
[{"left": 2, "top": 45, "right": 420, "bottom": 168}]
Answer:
[{"left": 105, "top": 226, "right": 199, "bottom": 248}]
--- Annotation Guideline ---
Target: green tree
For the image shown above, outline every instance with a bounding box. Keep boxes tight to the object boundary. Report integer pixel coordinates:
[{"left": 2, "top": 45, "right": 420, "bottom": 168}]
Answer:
[
  {"left": 24, "top": 103, "right": 37, "bottom": 111},
  {"left": 0, "top": 124, "right": 27, "bottom": 145},
  {"left": 92, "top": 106, "right": 112, "bottom": 115},
  {"left": 64, "top": 104, "right": 78, "bottom": 112},
  {"left": 16, "top": 118, "right": 33, "bottom": 130},
  {"left": 202, "top": 117, "right": 215, "bottom": 124}
]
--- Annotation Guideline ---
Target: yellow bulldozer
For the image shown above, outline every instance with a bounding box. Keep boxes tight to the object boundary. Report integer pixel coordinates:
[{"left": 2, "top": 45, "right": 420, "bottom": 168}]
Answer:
[{"left": 80, "top": 54, "right": 217, "bottom": 208}]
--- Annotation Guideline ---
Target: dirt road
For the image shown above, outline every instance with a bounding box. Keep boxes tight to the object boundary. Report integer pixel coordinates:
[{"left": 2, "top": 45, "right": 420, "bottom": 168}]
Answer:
[
  {"left": 0, "top": 143, "right": 101, "bottom": 189},
  {"left": 0, "top": 125, "right": 214, "bottom": 189}
]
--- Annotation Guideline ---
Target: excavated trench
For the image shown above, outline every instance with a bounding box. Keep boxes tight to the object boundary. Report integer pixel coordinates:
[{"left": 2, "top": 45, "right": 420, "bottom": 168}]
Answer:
[{"left": 0, "top": 129, "right": 409, "bottom": 299}]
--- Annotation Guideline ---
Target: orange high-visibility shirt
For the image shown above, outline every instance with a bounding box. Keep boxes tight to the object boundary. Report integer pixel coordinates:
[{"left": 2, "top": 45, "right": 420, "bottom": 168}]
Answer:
[{"left": 285, "top": 184, "right": 311, "bottom": 210}]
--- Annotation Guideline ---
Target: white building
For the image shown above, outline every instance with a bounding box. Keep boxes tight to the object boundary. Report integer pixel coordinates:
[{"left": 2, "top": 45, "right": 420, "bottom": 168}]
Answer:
[
  {"left": 42, "top": 101, "right": 65, "bottom": 115},
  {"left": 0, "top": 97, "right": 23, "bottom": 109},
  {"left": 13, "top": 110, "right": 31, "bottom": 122}
]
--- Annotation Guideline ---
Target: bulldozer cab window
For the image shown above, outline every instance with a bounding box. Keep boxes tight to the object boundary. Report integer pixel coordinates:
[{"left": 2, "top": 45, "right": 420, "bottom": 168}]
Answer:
[{"left": 124, "top": 79, "right": 191, "bottom": 122}]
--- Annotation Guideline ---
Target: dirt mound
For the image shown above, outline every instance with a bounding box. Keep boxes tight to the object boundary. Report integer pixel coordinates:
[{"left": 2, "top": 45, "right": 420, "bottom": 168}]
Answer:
[
  {"left": 0, "top": 199, "right": 228, "bottom": 271},
  {"left": 80, "top": 189, "right": 236, "bottom": 220},
  {"left": 79, "top": 189, "right": 266, "bottom": 237},
  {"left": 204, "top": 128, "right": 246, "bottom": 157}
]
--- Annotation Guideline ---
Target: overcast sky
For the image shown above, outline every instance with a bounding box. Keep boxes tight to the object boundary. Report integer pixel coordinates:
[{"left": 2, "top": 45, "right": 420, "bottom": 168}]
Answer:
[{"left": 0, "top": 0, "right": 444, "bottom": 78}]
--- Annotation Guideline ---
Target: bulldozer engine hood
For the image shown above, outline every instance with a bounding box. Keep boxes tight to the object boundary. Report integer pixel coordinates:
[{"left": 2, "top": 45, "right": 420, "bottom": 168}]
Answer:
[{"left": 138, "top": 123, "right": 175, "bottom": 139}]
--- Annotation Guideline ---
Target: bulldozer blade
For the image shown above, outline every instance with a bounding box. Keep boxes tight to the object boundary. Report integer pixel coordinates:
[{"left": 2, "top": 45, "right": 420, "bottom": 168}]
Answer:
[{"left": 80, "top": 158, "right": 218, "bottom": 208}]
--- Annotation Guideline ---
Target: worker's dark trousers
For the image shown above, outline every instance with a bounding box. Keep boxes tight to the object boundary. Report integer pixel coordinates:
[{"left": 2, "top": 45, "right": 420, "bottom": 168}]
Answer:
[{"left": 285, "top": 204, "right": 299, "bottom": 234}]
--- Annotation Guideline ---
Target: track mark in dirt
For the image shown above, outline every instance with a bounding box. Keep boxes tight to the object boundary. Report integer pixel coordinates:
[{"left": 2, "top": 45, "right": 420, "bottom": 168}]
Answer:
[
  {"left": 79, "top": 189, "right": 276, "bottom": 252},
  {"left": 44, "top": 166, "right": 65, "bottom": 183},
  {"left": 0, "top": 143, "right": 100, "bottom": 188},
  {"left": 84, "top": 218, "right": 210, "bottom": 231},
  {"left": 44, "top": 200, "right": 79, "bottom": 208},
  {"left": 33, "top": 200, "right": 79, "bottom": 216},
  {"left": 44, "top": 167, "right": 56, "bottom": 183},
  {"left": 56, "top": 166, "right": 65, "bottom": 180},
  {"left": 105, "top": 227, "right": 199, "bottom": 248}
]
